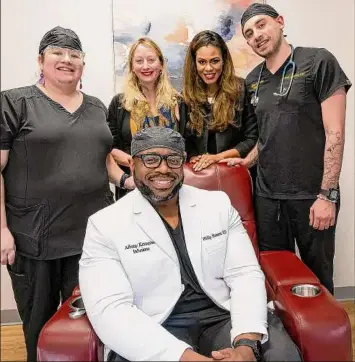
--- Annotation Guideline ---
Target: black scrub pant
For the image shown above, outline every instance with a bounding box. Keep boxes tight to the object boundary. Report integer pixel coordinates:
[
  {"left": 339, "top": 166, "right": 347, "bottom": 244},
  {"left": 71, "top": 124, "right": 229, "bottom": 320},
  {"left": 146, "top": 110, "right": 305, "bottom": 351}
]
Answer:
[
  {"left": 7, "top": 253, "right": 81, "bottom": 362},
  {"left": 255, "top": 196, "right": 339, "bottom": 294},
  {"left": 107, "top": 310, "right": 302, "bottom": 361}
]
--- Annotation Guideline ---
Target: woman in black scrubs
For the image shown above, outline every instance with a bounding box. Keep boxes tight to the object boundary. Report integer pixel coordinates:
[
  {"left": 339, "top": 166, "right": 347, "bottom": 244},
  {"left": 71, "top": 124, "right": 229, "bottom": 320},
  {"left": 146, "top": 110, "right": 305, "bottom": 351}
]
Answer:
[
  {"left": 182, "top": 30, "right": 258, "bottom": 178},
  {"left": 0, "top": 26, "right": 121, "bottom": 362}
]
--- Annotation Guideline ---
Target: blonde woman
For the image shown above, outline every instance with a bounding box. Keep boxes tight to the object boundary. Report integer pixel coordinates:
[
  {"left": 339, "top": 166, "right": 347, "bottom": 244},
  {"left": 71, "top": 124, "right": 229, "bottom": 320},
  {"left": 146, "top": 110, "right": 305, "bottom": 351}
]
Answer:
[
  {"left": 108, "top": 37, "right": 185, "bottom": 199},
  {"left": 182, "top": 30, "right": 258, "bottom": 173}
]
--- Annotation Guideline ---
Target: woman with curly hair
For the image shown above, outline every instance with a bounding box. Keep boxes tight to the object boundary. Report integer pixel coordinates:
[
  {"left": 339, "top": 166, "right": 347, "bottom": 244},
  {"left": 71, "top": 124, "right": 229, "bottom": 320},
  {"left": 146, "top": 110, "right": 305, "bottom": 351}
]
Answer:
[
  {"left": 108, "top": 37, "right": 185, "bottom": 199},
  {"left": 182, "top": 30, "right": 258, "bottom": 172}
]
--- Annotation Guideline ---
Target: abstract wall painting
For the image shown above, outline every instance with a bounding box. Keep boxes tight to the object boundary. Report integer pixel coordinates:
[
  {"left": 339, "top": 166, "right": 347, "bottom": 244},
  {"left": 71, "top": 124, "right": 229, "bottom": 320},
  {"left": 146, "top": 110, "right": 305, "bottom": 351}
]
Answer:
[{"left": 112, "top": 0, "right": 264, "bottom": 92}]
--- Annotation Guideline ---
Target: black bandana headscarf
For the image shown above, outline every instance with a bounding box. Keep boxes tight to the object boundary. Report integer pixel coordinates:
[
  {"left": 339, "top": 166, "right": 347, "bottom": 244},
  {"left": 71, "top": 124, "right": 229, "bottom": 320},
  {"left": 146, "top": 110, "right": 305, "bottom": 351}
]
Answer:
[
  {"left": 241, "top": 3, "right": 279, "bottom": 30},
  {"left": 131, "top": 127, "right": 185, "bottom": 157},
  {"left": 38, "top": 26, "right": 83, "bottom": 54}
]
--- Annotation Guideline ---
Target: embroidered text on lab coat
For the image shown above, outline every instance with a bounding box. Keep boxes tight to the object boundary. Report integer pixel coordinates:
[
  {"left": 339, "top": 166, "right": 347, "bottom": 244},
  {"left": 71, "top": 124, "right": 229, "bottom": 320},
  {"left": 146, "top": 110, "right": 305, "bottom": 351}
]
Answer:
[
  {"left": 125, "top": 241, "right": 156, "bottom": 254},
  {"left": 202, "top": 230, "right": 227, "bottom": 241}
]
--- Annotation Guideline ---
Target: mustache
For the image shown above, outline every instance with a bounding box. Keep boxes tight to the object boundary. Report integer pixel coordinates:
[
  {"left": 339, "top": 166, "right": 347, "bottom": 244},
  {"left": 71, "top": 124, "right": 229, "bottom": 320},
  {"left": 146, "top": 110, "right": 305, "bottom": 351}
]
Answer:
[
  {"left": 134, "top": 174, "right": 184, "bottom": 204},
  {"left": 147, "top": 172, "right": 177, "bottom": 180},
  {"left": 256, "top": 37, "right": 269, "bottom": 45}
]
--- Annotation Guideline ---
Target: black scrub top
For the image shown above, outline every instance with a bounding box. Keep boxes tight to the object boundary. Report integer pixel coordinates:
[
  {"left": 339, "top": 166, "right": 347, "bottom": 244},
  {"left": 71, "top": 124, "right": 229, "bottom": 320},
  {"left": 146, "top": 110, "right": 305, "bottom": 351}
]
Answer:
[
  {"left": 245, "top": 47, "right": 352, "bottom": 199},
  {"left": 160, "top": 211, "right": 229, "bottom": 327},
  {"left": 1, "top": 85, "right": 113, "bottom": 260}
]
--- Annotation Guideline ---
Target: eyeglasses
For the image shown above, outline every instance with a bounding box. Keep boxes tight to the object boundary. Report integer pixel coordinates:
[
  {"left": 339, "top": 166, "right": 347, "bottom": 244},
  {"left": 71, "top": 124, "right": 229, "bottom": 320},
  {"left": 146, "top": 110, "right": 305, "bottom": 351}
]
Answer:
[
  {"left": 44, "top": 46, "right": 85, "bottom": 62},
  {"left": 134, "top": 153, "right": 185, "bottom": 169}
]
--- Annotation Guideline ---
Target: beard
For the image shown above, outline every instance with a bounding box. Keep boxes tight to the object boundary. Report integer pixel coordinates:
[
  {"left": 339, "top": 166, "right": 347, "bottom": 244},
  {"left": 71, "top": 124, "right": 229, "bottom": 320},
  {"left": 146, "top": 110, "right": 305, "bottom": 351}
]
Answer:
[
  {"left": 257, "top": 33, "right": 283, "bottom": 59},
  {"left": 133, "top": 172, "right": 184, "bottom": 205}
]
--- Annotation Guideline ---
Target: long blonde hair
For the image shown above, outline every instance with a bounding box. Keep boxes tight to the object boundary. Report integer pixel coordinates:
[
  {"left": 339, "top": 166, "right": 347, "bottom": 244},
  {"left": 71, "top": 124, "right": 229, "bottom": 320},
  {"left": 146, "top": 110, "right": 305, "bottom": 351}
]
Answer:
[
  {"left": 122, "top": 37, "right": 178, "bottom": 113},
  {"left": 183, "top": 31, "right": 243, "bottom": 136}
]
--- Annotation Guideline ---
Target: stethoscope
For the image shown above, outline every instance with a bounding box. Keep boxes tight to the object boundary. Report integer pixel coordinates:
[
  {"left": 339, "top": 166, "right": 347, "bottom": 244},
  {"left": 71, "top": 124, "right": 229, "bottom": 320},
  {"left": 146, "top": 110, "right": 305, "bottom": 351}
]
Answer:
[{"left": 251, "top": 45, "right": 296, "bottom": 108}]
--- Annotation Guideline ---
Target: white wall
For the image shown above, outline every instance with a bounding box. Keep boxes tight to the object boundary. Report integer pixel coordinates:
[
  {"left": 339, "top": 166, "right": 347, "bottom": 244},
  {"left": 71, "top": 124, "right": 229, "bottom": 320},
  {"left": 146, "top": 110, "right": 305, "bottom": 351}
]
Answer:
[
  {"left": 0, "top": 0, "right": 115, "bottom": 105},
  {"left": 268, "top": 0, "right": 355, "bottom": 289},
  {"left": 0, "top": 0, "right": 115, "bottom": 312},
  {"left": 1, "top": 0, "right": 354, "bottom": 312}
]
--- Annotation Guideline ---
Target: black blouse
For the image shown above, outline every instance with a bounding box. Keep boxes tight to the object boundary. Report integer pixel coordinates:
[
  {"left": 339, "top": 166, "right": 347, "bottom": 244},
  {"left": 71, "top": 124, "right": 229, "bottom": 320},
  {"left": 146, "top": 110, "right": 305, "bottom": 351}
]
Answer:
[
  {"left": 183, "top": 82, "right": 258, "bottom": 159},
  {"left": 107, "top": 94, "right": 187, "bottom": 154},
  {"left": 107, "top": 94, "right": 187, "bottom": 199}
]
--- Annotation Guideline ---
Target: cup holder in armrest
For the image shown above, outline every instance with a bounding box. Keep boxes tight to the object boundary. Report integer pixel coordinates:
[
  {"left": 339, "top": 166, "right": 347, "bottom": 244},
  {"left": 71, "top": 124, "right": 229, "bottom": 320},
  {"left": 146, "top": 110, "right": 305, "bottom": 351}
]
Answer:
[
  {"left": 68, "top": 296, "right": 86, "bottom": 319},
  {"left": 291, "top": 284, "right": 321, "bottom": 298}
]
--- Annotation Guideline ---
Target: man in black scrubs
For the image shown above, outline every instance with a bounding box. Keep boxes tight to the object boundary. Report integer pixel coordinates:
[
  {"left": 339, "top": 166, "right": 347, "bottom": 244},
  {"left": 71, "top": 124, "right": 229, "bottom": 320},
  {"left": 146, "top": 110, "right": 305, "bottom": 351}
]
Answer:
[{"left": 225, "top": 4, "right": 352, "bottom": 294}]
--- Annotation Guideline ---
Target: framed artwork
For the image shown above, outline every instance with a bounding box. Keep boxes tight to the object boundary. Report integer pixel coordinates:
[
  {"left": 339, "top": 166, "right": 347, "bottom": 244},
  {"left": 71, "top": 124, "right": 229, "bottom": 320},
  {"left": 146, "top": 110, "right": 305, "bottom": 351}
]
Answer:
[{"left": 112, "top": 0, "right": 264, "bottom": 92}]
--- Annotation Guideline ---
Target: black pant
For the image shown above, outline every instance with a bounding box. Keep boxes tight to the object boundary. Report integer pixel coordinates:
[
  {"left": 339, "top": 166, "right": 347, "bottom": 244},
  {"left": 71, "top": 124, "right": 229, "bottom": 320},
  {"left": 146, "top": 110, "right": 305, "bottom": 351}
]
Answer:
[
  {"left": 249, "top": 165, "right": 257, "bottom": 196},
  {"left": 255, "top": 196, "right": 339, "bottom": 294},
  {"left": 107, "top": 310, "right": 301, "bottom": 361},
  {"left": 7, "top": 253, "right": 81, "bottom": 362}
]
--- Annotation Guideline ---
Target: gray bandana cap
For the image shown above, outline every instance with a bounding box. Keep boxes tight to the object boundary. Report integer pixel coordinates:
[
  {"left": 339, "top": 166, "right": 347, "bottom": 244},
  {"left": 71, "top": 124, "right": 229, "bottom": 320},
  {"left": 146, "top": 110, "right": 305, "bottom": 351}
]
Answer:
[
  {"left": 39, "top": 26, "right": 83, "bottom": 54},
  {"left": 241, "top": 3, "right": 279, "bottom": 29},
  {"left": 131, "top": 127, "right": 185, "bottom": 157}
]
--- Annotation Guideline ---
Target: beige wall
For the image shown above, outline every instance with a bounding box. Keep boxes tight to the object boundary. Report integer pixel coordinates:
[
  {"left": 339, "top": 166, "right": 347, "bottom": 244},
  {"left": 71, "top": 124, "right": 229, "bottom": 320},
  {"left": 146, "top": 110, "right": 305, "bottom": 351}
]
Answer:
[
  {"left": 1, "top": 0, "right": 354, "bottom": 312},
  {"left": 1, "top": 265, "right": 16, "bottom": 310}
]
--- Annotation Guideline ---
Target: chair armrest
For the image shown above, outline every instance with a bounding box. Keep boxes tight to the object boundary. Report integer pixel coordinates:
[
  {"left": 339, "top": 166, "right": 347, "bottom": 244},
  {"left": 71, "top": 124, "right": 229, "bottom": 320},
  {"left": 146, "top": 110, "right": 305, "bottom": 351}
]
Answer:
[
  {"left": 260, "top": 251, "right": 319, "bottom": 295},
  {"left": 274, "top": 284, "right": 352, "bottom": 361},
  {"left": 37, "top": 294, "right": 103, "bottom": 361}
]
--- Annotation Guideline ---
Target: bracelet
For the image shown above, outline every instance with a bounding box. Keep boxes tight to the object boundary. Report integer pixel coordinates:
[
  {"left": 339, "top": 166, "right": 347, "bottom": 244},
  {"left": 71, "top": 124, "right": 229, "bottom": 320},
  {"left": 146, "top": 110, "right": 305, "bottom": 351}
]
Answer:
[
  {"left": 119, "top": 173, "right": 130, "bottom": 189},
  {"left": 317, "top": 194, "right": 337, "bottom": 203}
]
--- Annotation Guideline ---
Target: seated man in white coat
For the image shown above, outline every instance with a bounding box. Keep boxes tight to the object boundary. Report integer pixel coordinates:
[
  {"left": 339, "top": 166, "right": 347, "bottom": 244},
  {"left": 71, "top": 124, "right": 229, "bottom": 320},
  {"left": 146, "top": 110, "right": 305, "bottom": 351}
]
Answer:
[{"left": 79, "top": 127, "right": 301, "bottom": 362}]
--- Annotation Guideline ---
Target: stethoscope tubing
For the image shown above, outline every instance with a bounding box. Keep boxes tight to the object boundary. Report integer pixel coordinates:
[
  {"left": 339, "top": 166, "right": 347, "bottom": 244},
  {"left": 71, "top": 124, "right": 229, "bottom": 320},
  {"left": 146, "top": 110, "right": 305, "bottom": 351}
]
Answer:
[{"left": 251, "top": 44, "right": 296, "bottom": 107}]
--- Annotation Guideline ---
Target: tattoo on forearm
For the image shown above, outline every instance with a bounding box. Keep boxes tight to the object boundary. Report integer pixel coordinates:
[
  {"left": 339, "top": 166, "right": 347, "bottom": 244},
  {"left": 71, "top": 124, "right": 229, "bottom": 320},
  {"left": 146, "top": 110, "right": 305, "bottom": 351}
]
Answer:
[
  {"left": 245, "top": 145, "right": 259, "bottom": 168},
  {"left": 321, "top": 130, "right": 344, "bottom": 189}
]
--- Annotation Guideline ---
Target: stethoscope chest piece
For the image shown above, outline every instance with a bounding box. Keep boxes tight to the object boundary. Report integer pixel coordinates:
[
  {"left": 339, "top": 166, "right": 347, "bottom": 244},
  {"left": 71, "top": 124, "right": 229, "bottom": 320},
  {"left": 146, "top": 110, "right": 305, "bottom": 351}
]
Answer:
[{"left": 251, "top": 95, "right": 259, "bottom": 107}]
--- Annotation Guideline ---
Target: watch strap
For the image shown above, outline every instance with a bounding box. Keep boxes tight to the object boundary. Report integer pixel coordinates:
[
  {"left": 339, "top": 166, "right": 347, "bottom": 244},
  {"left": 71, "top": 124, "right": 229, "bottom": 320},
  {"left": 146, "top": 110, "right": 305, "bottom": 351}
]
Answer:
[
  {"left": 319, "top": 188, "right": 339, "bottom": 202},
  {"left": 119, "top": 173, "right": 130, "bottom": 189},
  {"left": 232, "top": 338, "right": 262, "bottom": 361}
]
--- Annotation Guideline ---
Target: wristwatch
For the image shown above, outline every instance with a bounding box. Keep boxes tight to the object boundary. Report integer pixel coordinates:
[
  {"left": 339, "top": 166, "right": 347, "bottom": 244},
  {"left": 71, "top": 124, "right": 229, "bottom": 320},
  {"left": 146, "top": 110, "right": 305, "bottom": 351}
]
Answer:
[
  {"left": 319, "top": 188, "right": 339, "bottom": 203},
  {"left": 119, "top": 173, "right": 130, "bottom": 189},
  {"left": 232, "top": 338, "right": 262, "bottom": 361}
]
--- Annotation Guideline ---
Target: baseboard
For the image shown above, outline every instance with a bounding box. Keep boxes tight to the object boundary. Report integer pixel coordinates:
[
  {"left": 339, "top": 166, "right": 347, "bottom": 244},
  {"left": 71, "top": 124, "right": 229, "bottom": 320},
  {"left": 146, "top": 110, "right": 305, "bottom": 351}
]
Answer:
[
  {"left": 1, "top": 309, "right": 21, "bottom": 325},
  {"left": 0, "top": 286, "right": 354, "bottom": 325},
  {"left": 334, "top": 286, "right": 355, "bottom": 301}
]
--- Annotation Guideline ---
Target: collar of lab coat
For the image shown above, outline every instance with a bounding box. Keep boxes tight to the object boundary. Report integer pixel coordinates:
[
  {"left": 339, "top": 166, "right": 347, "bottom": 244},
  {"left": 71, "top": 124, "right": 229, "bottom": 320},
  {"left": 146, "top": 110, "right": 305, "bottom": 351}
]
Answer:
[{"left": 131, "top": 185, "right": 203, "bottom": 281}]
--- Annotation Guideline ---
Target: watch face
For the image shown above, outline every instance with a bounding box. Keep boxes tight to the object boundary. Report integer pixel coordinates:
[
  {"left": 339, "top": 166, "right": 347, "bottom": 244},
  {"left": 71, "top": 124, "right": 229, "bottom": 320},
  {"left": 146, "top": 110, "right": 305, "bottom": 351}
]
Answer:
[
  {"left": 329, "top": 189, "right": 339, "bottom": 201},
  {"left": 330, "top": 190, "right": 338, "bottom": 199}
]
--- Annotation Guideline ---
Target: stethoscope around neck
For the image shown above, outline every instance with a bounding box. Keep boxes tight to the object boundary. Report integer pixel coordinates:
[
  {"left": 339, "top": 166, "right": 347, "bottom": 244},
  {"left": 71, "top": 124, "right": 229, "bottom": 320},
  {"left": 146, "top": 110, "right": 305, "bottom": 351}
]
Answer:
[{"left": 251, "top": 45, "right": 296, "bottom": 108}]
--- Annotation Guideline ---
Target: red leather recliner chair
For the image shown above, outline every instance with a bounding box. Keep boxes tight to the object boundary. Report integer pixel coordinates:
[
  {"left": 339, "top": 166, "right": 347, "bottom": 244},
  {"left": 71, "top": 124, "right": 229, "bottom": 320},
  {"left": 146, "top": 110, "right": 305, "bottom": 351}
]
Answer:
[{"left": 37, "top": 164, "right": 352, "bottom": 361}]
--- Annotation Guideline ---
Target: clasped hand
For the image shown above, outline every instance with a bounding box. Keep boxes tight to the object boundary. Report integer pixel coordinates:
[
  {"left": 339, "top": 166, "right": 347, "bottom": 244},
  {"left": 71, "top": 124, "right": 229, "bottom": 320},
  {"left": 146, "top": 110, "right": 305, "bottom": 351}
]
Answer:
[{"left": 182, "top": 346, "right": 256, "bottom": 361}]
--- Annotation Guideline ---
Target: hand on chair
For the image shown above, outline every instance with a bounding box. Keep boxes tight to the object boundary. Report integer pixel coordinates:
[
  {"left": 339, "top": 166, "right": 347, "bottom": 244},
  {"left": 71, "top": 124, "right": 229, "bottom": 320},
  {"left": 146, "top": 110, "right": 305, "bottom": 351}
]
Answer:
[
  {"left": 192, "top": 154, "right": 222, "bottom": 172},
  {"left": 219, "top": 157, "right": 247, "bottom": 167}
]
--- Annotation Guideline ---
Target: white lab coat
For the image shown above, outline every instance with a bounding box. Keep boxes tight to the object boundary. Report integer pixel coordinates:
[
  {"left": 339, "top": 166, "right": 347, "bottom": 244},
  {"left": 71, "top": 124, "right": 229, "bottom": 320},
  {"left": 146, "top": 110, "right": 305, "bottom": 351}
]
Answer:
[{"left": 79, "top": 185, "right": 267, "bottom": 361}]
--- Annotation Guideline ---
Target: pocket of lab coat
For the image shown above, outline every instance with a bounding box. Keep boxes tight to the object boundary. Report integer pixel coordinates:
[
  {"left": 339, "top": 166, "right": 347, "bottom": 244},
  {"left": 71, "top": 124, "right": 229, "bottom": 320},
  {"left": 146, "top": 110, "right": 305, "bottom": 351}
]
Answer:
[{"left": 204, "top": 238, "right": 226, "bottom": 277}]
